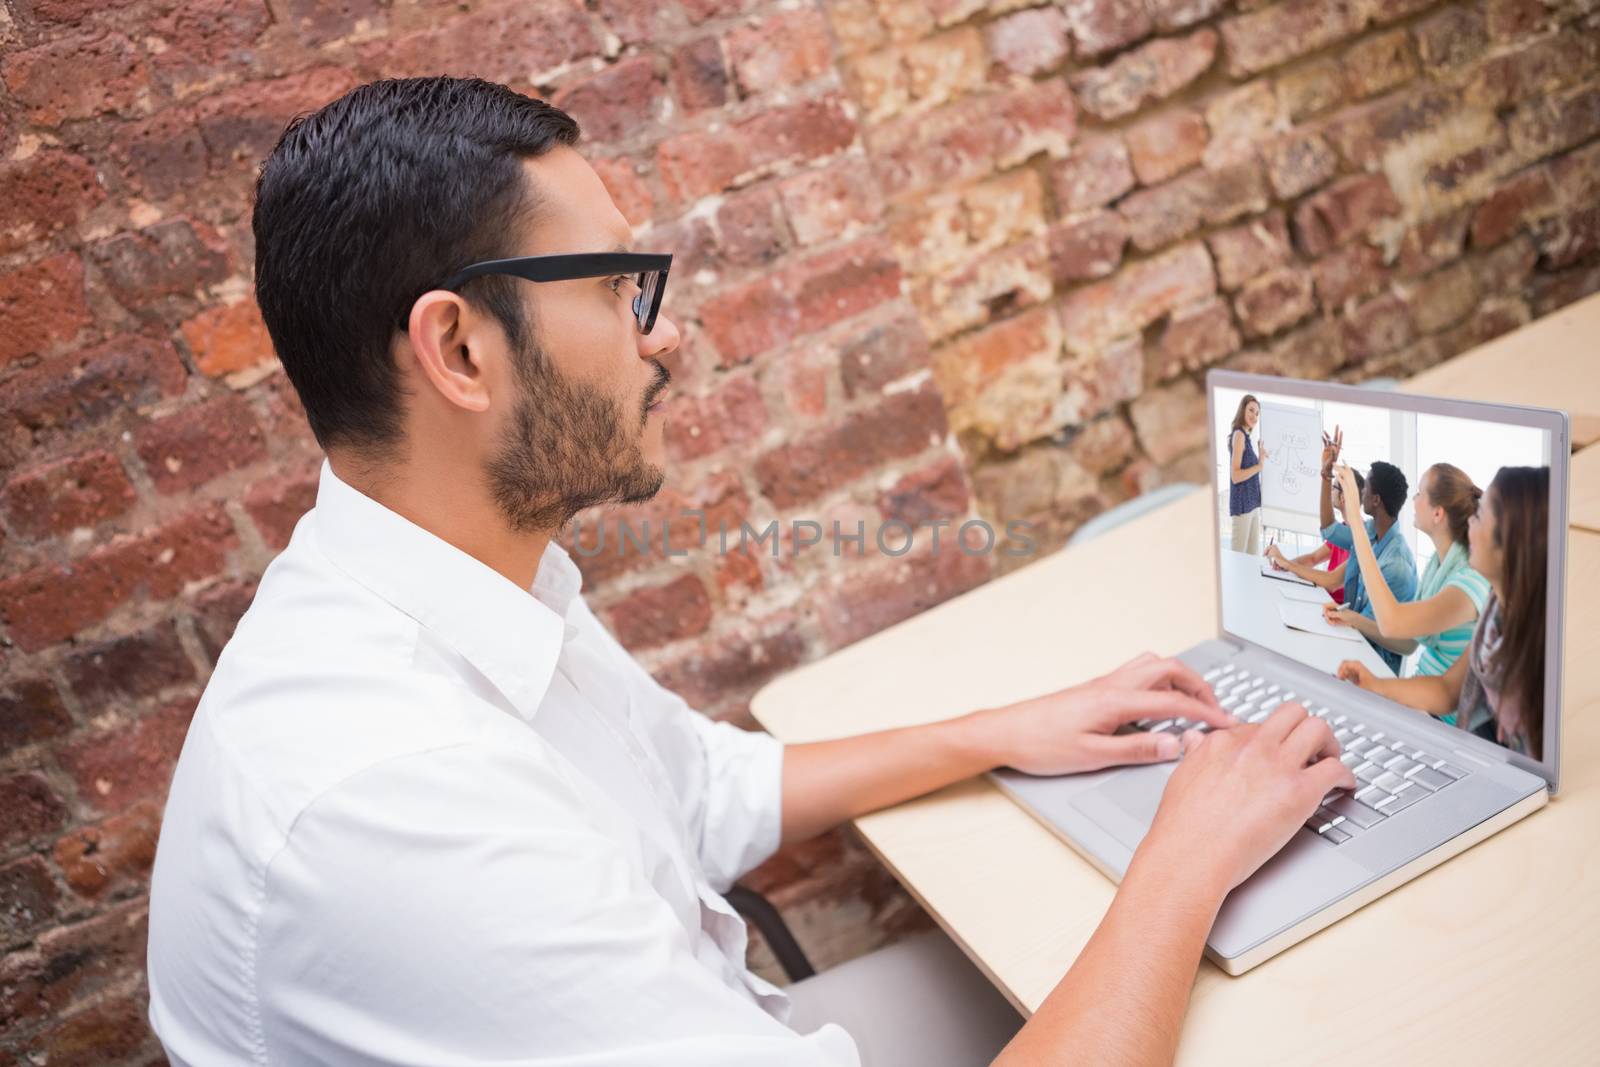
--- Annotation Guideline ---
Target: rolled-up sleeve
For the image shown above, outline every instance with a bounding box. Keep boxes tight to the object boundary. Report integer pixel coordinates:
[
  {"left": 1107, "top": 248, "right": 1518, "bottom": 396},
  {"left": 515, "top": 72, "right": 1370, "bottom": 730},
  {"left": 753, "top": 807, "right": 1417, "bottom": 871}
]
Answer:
[{"left": 1321, "top": 521, "right": 1353, "bottom": 548}]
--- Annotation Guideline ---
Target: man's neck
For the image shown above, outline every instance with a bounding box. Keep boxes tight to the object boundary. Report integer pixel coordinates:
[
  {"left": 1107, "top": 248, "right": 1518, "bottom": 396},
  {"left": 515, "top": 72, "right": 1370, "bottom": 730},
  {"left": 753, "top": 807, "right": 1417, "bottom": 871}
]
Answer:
[
  {"left": 328, "top": 451, "right": 553, "bottom": 592},
  {"left": 1372, "top": 511, "right": 1394, "bottom": 541}
]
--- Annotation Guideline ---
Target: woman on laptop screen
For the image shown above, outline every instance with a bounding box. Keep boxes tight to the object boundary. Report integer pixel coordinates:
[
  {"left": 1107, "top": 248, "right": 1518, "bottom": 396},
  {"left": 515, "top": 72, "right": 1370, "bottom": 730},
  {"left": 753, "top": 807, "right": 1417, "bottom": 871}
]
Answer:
[
  {"left": 1336, "top": 466, "right": 1549, "bottom": 760},
  {"left": 1228, "top": 394, "right": 1268, "bottom": 554}
]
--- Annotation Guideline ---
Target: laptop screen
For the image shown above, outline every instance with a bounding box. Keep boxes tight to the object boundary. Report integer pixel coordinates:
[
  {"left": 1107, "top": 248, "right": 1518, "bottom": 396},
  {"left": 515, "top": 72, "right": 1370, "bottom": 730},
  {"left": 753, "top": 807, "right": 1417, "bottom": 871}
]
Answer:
[{"left": 1208, "top": 375, "right": 1564, "bottom": 773}]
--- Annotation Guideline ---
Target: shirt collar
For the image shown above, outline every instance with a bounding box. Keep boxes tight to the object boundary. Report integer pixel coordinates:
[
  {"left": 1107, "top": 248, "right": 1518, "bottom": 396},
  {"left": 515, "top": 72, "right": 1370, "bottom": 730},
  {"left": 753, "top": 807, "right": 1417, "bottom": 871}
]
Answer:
[{"left": 310, "top": 457, "right": 581, "bottom": 720}]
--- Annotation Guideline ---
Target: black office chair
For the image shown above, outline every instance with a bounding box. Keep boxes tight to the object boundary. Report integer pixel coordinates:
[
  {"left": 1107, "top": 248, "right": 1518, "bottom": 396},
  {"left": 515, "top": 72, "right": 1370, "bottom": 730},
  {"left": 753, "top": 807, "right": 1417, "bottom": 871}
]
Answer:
[{"left": 726, "top": 884, "right": 815, "bottom": 981}]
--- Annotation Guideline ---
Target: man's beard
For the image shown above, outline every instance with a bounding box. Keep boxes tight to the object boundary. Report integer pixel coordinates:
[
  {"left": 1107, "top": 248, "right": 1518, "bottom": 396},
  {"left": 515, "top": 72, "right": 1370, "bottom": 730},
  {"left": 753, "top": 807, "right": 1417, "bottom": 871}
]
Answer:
[{"left": 486, "top": 337, "right": 669, "bottom": 533}]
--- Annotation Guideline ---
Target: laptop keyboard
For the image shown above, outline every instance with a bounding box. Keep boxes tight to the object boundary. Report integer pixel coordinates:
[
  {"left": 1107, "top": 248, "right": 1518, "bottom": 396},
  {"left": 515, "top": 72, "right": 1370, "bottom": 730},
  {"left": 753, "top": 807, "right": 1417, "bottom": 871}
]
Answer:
[{"left": 1129, "top": 662, "right": 1471, "bottom": 846}]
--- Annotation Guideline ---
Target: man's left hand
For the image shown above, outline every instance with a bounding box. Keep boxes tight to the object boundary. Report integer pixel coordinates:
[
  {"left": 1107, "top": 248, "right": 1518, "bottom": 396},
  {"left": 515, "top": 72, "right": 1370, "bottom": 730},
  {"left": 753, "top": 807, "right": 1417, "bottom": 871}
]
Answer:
[{"left": 979, "top": 652, "right": 1237, "bottom": 777}]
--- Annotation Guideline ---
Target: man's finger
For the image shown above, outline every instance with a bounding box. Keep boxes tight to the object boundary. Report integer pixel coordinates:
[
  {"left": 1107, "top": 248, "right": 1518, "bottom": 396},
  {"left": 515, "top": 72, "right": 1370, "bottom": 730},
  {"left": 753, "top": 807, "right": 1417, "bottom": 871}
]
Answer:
[
  {"left": 1284, "top": 714, "right": 1340, "bottom": 768},
  {"left": 1129, "top": 657, "right": 1224, "bottom": 709}
]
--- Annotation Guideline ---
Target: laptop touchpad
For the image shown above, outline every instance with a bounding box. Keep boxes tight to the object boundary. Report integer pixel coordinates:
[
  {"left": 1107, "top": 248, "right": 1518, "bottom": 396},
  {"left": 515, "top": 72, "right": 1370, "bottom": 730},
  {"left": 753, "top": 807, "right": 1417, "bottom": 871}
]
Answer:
[{"left": 1069, "top": 762, "right": 1174, "bottom": 850}]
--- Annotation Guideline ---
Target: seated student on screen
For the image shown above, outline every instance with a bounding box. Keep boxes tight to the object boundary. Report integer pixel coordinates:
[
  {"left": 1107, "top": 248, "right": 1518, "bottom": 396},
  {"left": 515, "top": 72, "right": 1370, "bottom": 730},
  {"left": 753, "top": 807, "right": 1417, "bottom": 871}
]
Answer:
[
  {"left": 1322, "top": 463, "right": 1489, "bottom": 681},
  {"left": 1264, "top": 468, "right": 1364, "bottom": 604},
  {"left": 1316, "top": 458, "right": 1417, "bottom": 674},
  {"left": 1338, "top": 466, "right": 1548, "bottom": 761}
]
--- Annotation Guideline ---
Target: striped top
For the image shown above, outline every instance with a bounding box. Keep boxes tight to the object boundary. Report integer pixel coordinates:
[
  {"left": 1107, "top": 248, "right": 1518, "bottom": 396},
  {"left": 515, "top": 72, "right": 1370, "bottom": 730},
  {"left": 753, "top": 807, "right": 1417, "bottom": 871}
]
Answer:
[{"left": 1416, "top": 540, "right": 1491, "bottom": 678}]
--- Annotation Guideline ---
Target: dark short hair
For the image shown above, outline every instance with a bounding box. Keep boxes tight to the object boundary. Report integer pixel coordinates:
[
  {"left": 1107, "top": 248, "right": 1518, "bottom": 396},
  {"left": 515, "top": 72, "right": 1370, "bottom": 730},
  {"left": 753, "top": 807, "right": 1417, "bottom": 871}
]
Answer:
[
  {"left": 252, "top": 77, "right": 581, "bottom": 454},
  {"left": 1366, "top": 460, "right": 1407, "bottom": 518}
]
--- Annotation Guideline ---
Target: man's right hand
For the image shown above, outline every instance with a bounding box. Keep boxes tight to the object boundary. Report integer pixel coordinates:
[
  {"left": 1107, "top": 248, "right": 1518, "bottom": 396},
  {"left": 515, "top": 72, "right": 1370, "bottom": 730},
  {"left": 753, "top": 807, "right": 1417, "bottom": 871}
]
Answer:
[{"left": 1136, "top": 704, "right": 1357, "bottom": 895}]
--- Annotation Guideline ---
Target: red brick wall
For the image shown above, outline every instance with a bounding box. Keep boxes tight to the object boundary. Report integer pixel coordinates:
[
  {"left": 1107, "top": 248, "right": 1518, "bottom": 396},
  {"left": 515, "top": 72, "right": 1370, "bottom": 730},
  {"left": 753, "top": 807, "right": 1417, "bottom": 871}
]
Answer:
[{"left": 2, "top": 0, "right": 1597, "bottom": 1059}]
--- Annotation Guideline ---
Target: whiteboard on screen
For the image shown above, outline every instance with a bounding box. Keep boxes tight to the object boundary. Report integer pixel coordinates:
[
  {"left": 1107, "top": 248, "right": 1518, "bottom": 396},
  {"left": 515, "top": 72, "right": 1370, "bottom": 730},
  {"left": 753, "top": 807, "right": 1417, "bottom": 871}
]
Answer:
[{"left": 1258, "top": 402, "right": 1322, "bottom": 515}]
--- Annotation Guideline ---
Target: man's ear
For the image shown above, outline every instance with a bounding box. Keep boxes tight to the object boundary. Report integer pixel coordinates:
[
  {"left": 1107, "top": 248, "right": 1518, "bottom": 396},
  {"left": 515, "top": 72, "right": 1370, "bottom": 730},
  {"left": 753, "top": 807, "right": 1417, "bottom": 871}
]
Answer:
[{"left": 402, "top": 290, "right": 493, "bottom": 414}]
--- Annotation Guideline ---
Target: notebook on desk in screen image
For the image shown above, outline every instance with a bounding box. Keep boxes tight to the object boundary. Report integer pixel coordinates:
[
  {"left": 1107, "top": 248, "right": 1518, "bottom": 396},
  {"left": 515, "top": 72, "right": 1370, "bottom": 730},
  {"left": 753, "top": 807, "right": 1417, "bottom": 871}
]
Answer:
[{"left": 991, "top": 369, "right": 1569, "bottom": 975}]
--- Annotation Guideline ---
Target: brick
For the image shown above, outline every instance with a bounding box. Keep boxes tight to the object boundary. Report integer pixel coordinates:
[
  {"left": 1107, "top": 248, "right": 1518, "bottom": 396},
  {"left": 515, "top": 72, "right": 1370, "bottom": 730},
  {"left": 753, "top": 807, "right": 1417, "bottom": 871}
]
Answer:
[
  {"left": 180, "top": 298, "right": 277, "bottom": 378},
  {"left": 1343, "top": 28, "right": 1418, "bottom": 99},
  {"left": 1070, "top": 413, "right": 1138, "bottom": 475},
  {"left": 62, "top": 621, "right": 196, "bottom": 709},
  {"left": 0, "top": 334, "right": 188, "bottom": 460},
  {"left": 0, "top": 149, "right": 106, "bottom": 255},
  {"left": 651, "top": 626, "right": 808, "bottom": 712},
  {"left": 1342, "top": 292, "right": 1416, "bottom": 363},
  {"left": 1050, "top": 133, "right": 1135, "bottom": 213},
  {"left": 0, "top": 31, "right": 150, "bottom": 125},
  {"left": 1234, "top": 267, "right": 1316, "bottom": 338},
  {"left": 0, "top": 252, "right": 90, "bottom": 367},
  {"left": 145, "top": 0, "right": 274, "bottom": 94},
  {"left": 838, "top": 312, "right": 931, "bottom": 398},
  {"left": 552, "top": 56, "right": 666, "bottom": 145},
  {"left": 59, "top": 700, "right": 196, "bottom": 814},
  {"left": 755, "top": 386, "right": 949, "bottom": 508},
  {"left": 1397, "top": 208, "right": 1471, "bottom": 276},
  {"left": 134, "top": 394, "right": 268, "bottom": 494},
  {"left": 663, "top": 374, "right": 767, "bottom": 464},
  {"left": 591, "top": 156, "right": 654, "bottom": 228},
  {"left": 1531, "top": 259, "right": 1600, "bottom": 317},
  {"left": 0, "top": 856, "right": 60, "bottom": 943},
  {"left": 1070, "top": 28, "right": 1217, "bottom": 121},
  {"left": 848, "top": 49, "right": 912, "bottom": 122},
  {"left": 1058, "top": 241, "right": 1217, "bottom": 356},
  {"left": 710, "top": 185, "right": 789, "bottom": 267},
  {"left": 878, "top": 455, "right": 971, "bottom": 527},
  {"left": 1062, "top": 334, "right": 1144, "bottom": 426},
  {"left": 657, "top": 95, "right": 857, "bottom": 203},
  {"left": 986, "top": 7, "right": 1072, "bottom": 77},
  {"left": 1201, "top": 81, "right": 1278, "bottom": 170},
  {"left": 1047, "top": 211, "right": 1128, "bottom": 285},
  {"left": 191, "top": 577, "right": 258, "bottom": 662},
  {"left": 1147, "top": 0, "right": 1225, "bottom": 31},
  {"left": 0, "top": 773, "right": 68, "bottom": 851},
  {"left": 779, "top": 159, "right": 882, "bottom": 248},
  {"left": 0, "top": 508, "right": 238, "bottom": 652},
  {"left": 112, "top": 106, "right": 210, "bottom": 202},
  {"left": 1119, "top": 160, "right": 1270, "bottom": 253},
  {"left": 912, "top": 237, "right": 1054, "bottom": 342},
  {"left": 274, "top": 0, "right": 377, "bottom": 46},
  {"left": 1126, "top": 109, "right": 1208, "bottom": 185},
  {"left": 52, "top": 801, "right": 163, "bottom": 900},
  {"left": 595, "top": 0, "right": 676, "bottom": 46},
  {"left": 871, "top": 79, "right": 1074, "bottom": 201},
  {"left": 825, "top": 0, "right": 888, "bottom": 54},
  {"left": 1549, "top": 140, "right": 1600, "bottom": 207},
  {"left": 604, "top": 574, "right": 712, "bottom": 651},
  {"left": 194, "top": 67, "right": 361, "bottom": 173},
  {"left": 359, "top": 1, "right": 599, "bottom": 86},
  {"left": 0, "top": 677, "right": 73, "bottom": 751},
  {"left": 1507, "top": 85, "right": 1600, "bottom": 168},
  {"left": 1414, "top": 5, "right": 1489, "bottom": 69},
  {"left": 1322, "top": 87, "right": 1458, "bottom": 170},
  {"left": 1263, "top": 132, "right": 1338, "bottom": 199},
  {"left": 1364, "top": 0, "right": 1433, "bottom": 22},
  {"left": 818, "top": 547, "right": 989, "bottom": 649},
  {"left": 1219, "top": 0, "right": 1367, "bottom": 78},
  {"left": 0, "top": 901, "right": 148, "bottom": 1034},
  {"left": 1292, "top": 173, "right": 1403, "bottom": 258},
  {"left": 964, "top": 170, "right": 1048, "bottom": 261},
  {"left": 1149, "top": 297, "right": 1241, "bottom": 380},
  {"left": 1401, "top": 262, "right": 1478, "bottom": 333},
  {"left": 727, "top": 9, "right": 833, "bottom": 96},
  {"left": 1130, "top": 376, "right": 1207, "bottom": 464},
  {"left": 1487, "top": 0, "right": 1554, "bottom": 40},
  {"left": 88, "top": 218, "right": 231, "bottom": 310},
  {"left": 932, "top": 307, "right": 1067, "bottom": 450},
  {"left": 671, "top": 36, "right": 729, "bottom": 114},
  {"left": 1064, "top": 0, "right": 1153, "bottom": 57},
  {"left": 1227, "top": 317, "right": 1347, "bottom": 379},
  {"left": 1534, "top": 205, "right": 1600, "bottom": 270},
  {"left": 1206, "top": 210, "right": 1292, "bottom": 289},
  {"left": 244, "top": 463, "right": 320, "bottom": 551},
  {"left": 1470, "top": 167, "right": 1554, "bottom": 249},
  {"left": 18, "top": 989, "right": 151, "bottom": 1067},
  {"left": 1276, "top": 56, "right": 1346, "bottom": 123},
  {"left": 1470, "top": 233, "right": 1538, "bottom": 298},
  {"left": 1312, "top": 240, "right": 1389, "bottom": 308},
  {"left": 698, "top": 237, "right": 900, "bottom": 364},
  {"left": 1464, "top": 31, "right": 1600, "bottom": 111},
  {"left": 566, "top": 469, "right": 750, "bottom": 587},
  {"left": 0, "top": 450, "right": 136, "bottom": 540}
]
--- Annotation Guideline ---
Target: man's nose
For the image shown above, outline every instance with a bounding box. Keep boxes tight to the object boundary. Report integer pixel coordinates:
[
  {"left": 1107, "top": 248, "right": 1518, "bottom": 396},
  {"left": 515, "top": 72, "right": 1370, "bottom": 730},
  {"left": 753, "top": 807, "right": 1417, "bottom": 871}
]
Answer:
[{"left": 640, "top": 312, "right": 680, "bottom": 360}]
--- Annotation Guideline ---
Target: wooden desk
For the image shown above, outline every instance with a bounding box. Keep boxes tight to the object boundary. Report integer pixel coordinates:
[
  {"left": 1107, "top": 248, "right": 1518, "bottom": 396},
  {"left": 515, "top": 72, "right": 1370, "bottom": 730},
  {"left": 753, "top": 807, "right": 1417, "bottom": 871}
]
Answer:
[
  {"left": 752, "top": 493, "right": 1600, "bottom": 1065},
  {"left": 1398, "top": 292, "right": 1600, "bottom": 448},
  {"left": 1573, "top": 443, "right": 1600, "bottom": 535}
]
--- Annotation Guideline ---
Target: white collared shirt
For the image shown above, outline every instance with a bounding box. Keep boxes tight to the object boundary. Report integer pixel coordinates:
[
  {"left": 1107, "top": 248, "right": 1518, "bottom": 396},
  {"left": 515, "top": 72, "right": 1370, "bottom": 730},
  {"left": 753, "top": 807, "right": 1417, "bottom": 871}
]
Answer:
[{"left": 146, "top": 459, "right": 858, "bottom": 1065}]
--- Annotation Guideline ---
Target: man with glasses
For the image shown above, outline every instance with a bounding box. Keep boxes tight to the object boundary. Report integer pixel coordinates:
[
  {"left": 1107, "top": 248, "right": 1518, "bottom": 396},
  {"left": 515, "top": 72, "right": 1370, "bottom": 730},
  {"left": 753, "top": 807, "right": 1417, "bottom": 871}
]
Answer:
[{"left": 147, "top": 76, "right": 1351, "bottom": 1066}]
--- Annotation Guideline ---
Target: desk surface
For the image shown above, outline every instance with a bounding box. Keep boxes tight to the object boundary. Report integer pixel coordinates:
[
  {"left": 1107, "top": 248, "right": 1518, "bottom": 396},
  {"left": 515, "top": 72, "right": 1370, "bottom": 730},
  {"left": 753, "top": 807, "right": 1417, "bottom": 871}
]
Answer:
[
  {"left": 753, "top": 491, "right": 1600, "bottom": 1064},
  {"left": 1398, "top": 291, "right": 1600, "bottom": 447},
  {"left": 1219, "top": 549, "right": 1393, "bottom": 678}
]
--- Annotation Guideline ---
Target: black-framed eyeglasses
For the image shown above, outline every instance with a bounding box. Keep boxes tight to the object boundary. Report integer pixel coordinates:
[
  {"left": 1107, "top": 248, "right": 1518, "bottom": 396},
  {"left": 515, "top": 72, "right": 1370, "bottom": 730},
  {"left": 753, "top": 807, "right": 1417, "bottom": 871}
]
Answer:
[{"left": 437, "top": 252, "right": 672, "bottom": 334}]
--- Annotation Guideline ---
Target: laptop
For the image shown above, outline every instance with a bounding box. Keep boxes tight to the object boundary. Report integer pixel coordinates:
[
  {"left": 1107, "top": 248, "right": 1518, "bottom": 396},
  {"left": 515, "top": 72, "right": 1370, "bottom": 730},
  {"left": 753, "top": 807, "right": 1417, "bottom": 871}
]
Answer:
[{"left": 991, "top": 369, "right": 1569, "bottom": 975}]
